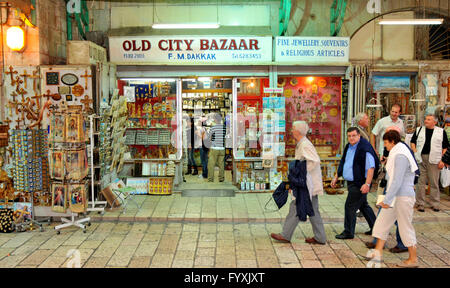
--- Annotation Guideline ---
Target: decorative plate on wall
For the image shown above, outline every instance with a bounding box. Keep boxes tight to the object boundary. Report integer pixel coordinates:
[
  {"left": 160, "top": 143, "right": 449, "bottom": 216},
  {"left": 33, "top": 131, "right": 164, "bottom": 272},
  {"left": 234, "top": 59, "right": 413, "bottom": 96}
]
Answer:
[{"left": 61, "top": 73, "right": 79, "bottom": 86}]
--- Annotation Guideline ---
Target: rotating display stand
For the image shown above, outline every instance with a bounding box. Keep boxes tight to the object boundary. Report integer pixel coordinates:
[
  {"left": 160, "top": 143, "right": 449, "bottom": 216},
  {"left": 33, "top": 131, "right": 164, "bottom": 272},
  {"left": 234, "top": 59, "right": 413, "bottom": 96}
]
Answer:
[{"left": 49, "top": 111, "right": 91, "bottom": 234}]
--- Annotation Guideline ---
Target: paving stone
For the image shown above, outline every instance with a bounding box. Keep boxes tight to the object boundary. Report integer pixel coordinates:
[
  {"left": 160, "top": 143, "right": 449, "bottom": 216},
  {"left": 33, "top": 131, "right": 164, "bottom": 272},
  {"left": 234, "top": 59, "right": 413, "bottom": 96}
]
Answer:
[
  {"left": 83, "top": 257, "right": 110, "bottom": 268},
  {"left": 38, "top": 256, "right": 67, "bottom": 268},
  {"left": 301, "top": 260, "right": 323, "bottom": 268},
  {"left": 172, "top": 259, "right": 194, "bottom": 268},
  {"left": 20, "top": 249, "right": 53, "bottom": 266},
  {"left": 194, "top": 256, "right": 215, "bottom": 267},
  {"left": 150, "top": 253, "right": 174, "bottom": 268}
]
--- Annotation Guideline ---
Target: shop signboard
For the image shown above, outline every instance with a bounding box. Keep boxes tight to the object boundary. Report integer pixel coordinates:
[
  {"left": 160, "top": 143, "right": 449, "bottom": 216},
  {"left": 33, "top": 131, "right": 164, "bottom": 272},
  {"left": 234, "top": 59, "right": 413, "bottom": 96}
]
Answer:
[
  {"left": 275, "top": 36, "right": 350, "bottom": 64},
  {"left": 109, "top": 36, "right": 273, "bottom": 65}
]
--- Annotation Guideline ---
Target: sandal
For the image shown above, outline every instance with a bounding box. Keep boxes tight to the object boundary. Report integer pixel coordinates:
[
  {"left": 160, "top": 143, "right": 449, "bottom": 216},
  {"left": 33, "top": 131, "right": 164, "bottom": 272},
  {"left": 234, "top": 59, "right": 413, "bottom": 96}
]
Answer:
[{"left": 396, "top": 261, "right": 419, "bottom": 268}]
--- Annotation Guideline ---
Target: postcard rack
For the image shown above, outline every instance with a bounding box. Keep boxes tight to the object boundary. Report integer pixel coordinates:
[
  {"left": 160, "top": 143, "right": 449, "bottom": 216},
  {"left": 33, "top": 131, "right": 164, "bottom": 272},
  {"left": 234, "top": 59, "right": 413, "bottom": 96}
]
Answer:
[{"left": 48, "top": 110, "right": 91, "bottom": 234}]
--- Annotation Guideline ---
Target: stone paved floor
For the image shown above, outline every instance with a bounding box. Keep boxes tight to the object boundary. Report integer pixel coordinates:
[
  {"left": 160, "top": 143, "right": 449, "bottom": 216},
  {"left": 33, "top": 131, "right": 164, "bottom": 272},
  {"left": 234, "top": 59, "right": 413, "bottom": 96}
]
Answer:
[
  {"left": 0, "top": 192, "right": 448, "bottom": 268},
  {"left": 0, "top": 221, "right": 448, "bottom": 268},
  {"left": 90, "top": 191, "right": 450, "bottom": 223}
]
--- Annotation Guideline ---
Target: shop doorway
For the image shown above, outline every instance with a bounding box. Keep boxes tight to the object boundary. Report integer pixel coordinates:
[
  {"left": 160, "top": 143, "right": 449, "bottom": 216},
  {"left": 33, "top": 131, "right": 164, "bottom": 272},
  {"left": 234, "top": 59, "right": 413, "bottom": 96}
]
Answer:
[{"left": 179, "top": 77, "right": 236, "bottom": 196}]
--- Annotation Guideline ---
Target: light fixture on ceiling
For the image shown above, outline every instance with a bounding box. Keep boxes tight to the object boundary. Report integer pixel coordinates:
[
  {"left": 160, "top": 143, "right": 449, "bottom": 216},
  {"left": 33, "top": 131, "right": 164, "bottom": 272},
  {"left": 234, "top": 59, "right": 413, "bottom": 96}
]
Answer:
[
  {"left": 366, "top": 97, "right": 383, "bottom": 108},
  {"left": 378, "top": 18, "right": 443, "bottom": 25},
  {"left": 152, "top": 23, "right": 220, "bottom": 29}
]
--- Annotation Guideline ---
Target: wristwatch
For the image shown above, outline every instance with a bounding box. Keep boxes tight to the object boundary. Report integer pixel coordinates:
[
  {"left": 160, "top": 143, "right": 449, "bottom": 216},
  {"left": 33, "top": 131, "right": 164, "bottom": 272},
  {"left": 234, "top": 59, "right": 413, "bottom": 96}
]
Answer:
[{"left": 364, "top": 183, "right": 371, "bottom": 188}]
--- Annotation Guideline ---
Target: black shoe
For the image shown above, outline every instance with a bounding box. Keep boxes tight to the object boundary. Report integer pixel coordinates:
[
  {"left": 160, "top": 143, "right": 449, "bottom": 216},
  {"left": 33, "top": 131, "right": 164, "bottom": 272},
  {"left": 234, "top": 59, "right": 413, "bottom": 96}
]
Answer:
[
  {"left": 186, "top": 170, "right": 191, "bottom": 175},
  {"left": 432, "top": 208, "right": 440, "bottom": 212},
  {"left": 364, "top": 230, "right": 373, "bottom": 235},
  {"left": 335, "top": 233, "right": 354, "bottom": 240},
  {"left": 192, "top": 170, "right": 198, "bottom": 176},
  {"left": 418, "top": 207, "right": 425, "bottom": 212},
  {"left": 389, "top": 246, "right": 408, "bottom": 253}
]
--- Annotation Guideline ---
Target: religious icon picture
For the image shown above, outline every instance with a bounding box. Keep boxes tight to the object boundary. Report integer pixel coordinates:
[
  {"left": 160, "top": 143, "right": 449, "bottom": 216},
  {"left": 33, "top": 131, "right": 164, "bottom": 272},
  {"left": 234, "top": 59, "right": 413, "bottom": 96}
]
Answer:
[
  {"left": 66, "top": 94, "right": 73, "bottom": 101},
  {"left": 51, "top": 183, "right": 67, "bottom": 213},
  {"left": 50, "top": 150, "right": 65, "bottom": 180},
  {"left": 50, "top": 114, "right": 65, "bottom": 142},
  {"left": 65, "top": 114, "right": 83, "bottom": 143},
  {"left": 65, "top": 150, "right": 81, "bottom": 180},
  {"left": 68, "top": 184, "right": 87, "bottom": 213}
]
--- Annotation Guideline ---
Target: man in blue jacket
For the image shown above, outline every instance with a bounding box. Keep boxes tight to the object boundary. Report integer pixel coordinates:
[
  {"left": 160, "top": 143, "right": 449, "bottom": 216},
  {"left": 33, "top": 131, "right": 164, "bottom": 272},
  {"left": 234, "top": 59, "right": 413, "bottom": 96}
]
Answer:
[{"left": 331, "top": 127, "right": 380, "bottom": 239}]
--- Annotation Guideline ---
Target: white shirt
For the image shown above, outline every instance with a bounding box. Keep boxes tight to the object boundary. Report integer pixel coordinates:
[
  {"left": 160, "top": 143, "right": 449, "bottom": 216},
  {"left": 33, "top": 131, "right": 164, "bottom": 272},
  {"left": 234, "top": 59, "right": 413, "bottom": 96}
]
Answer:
[
  {"left": 371, "top": 116, "right": 405, "bottom": 156},
  {"left": 294, "top": 137, "right": 324, "bottom": 197}
]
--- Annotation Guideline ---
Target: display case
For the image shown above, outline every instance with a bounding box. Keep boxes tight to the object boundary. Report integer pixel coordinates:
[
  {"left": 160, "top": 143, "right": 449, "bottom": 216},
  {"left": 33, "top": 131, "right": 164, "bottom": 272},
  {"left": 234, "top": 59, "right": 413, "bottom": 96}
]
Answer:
[
  {"left": 117, "top": 78, "right": 182, "bottom": 193},
  {"left": 119, "top": 79, "right": 180, "bottom": 162},
  {"left": 232, "top": 76, "right": 344, "bottom": 192},
  {"left": 232, "top": 77, "right": 284, "bottom": 191}
]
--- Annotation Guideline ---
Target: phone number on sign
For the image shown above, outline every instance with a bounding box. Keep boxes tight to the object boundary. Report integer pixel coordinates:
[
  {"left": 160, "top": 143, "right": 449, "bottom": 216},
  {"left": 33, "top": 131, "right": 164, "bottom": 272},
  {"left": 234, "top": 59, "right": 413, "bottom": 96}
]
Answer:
[
  {"left": 232, "top": 53, "right": 262, "bottom": 60},
  {"left": 123, "top": 53, "right": 145, "bottom": 59}
]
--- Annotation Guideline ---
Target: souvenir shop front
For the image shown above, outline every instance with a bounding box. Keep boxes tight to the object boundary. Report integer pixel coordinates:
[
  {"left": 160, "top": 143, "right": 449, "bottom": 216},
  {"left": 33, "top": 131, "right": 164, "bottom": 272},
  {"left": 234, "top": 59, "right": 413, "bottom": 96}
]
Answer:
[
  {"left": 109, "top": 35, "right": 351, "bottom": 195},
  {"left": 0, "top": 40, "right": 117, "bottom": 232}
]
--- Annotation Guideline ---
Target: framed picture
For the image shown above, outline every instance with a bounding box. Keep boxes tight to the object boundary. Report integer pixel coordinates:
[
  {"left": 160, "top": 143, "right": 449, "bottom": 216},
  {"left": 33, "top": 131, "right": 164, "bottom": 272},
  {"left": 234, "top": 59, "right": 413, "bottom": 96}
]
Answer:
[
  {"left": 254, "top": 162, "right": 263, "bottom": 170},
  {"left": 50, "top": 114, "right": 65, "bottom": 142},
  {"left": 262, "top": 159, "right": 273, "bottom": 168},
  {"left": 66, "top": 150, "right": 82, "bottom": 180},
  {"left": 51, "top": 183, "right": 67, "bottom": 213},
  {"left": 50, "top": 150, "right": 65, "bottom": 179},
  {"left": 66, "top": 94, "right": 73, "bottom": 101},
  {"left": 215, "top": 80, "right": 223, "bottom": 88},
  {"left": 65, "top": 114, "right": 83, "bottom": 142},
  {"left": 46, "top": 72, "right": 59, "bottom": 85},
  {"left": 58, "top": 86, "right": 71, "bottom": 95},
  {"left": 68, "top": 184, "right": 87, "bottom": 213}
]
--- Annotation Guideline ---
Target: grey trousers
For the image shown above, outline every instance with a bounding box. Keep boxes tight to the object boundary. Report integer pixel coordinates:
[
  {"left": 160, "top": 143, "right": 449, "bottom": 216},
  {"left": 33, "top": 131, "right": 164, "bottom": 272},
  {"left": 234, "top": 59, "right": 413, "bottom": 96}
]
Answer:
[
  {"left": 281, "top": 195, "right": 327, "bottom": 243},
  {"left": 417, "top": 154, "right": 441, "bottom": 209}
]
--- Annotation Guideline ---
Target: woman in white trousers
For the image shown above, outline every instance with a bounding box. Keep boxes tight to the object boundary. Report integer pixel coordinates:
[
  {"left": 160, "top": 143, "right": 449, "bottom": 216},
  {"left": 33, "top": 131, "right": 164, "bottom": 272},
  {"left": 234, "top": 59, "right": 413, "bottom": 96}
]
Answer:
[{"left": 369, "top": 130, "right": 419, "bottom": 268}]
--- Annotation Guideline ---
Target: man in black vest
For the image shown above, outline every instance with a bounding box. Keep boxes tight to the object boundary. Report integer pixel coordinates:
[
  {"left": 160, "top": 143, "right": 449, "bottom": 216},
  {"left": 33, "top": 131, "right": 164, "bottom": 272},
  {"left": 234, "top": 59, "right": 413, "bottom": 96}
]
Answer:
[{"left": 331, "top": 127, "right": 380, "bottom": 239}]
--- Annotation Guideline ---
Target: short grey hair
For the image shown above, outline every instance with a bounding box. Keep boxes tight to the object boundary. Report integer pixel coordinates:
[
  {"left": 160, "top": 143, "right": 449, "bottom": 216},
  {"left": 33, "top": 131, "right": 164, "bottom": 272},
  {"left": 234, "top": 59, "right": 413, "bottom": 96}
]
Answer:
[
  {"left": 425, "top": 113, "right": 438, "bottom": 122},
  {"left": 292, "top": 121, "right": 309, "bottom": 136},
  {"left": 353, "top": 112, "right": 367, "bottom": 126}
]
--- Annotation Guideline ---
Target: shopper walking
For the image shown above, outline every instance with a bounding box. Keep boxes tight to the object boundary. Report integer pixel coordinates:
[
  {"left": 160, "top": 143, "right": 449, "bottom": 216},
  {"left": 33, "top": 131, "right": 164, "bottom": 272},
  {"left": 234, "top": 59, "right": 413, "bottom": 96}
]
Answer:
[
  {"left": 368, "top": 130, "right": 419, "bottom": 268},
  {"left": 365, "top": 127, "right": 418, "bottom": 254},
  {"left": 354, "top": 112, "right": 370, "bottom": 141},
  {"left": 271, "top": 121, "right": 327, "bottom": 245},
  {"left": 207, "top": 113, "right": 226, "bottom": 182},
  {"left": 371, "top": 104, "right": 405, "bottom": 157},
  {"left": 332, "top": 127, "right": 379, "bottom": 239},
  {"left": 410, "top": 114, "right": 448, "bottom": 212}
]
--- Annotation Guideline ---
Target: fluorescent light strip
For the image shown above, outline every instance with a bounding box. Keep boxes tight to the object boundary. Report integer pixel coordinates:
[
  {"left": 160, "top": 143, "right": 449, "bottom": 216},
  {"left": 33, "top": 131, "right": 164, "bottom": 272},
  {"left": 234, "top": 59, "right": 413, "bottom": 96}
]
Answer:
[
  {"left": 378, "top": 19, "right": 443, "bottom": 25},
  {"left": 152, "top": 23, "right": 220, "bottom": 29}
]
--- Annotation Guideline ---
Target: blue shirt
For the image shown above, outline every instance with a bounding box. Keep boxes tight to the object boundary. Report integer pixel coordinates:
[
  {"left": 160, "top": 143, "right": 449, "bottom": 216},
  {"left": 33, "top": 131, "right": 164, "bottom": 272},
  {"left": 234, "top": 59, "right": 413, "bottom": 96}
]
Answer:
[{"left": 342, "top": 141, "right": 376, "bottom": 181}]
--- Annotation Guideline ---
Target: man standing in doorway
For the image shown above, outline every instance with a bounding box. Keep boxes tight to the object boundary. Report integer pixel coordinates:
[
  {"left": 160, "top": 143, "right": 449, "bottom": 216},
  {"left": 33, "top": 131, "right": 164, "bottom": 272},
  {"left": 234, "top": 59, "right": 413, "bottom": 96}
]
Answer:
[
  {"left": 354, "top": 112, "right": 370, "bottom": 141},
  {"left": 332, "top": 127, "right": 379, "bottom": 239},
  {"left": 410, "top": 114, "right": 449, "bottom": 212},
  {"left": 371, "top": 104, "right": 405, "bottom": 156},
  {"left": 270, "top": 121, "right": 327, "bottom": 245},
  {"left": 207, "top": 113, "right": 226, "bottom": 182}
]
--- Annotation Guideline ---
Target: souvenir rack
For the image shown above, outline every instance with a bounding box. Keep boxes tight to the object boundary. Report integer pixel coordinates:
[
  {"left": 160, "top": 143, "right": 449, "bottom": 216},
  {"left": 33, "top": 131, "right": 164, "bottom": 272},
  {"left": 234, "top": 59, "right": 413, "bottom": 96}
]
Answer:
[
  {"left": 10, "top": 129, "right": 50, "bottom": 231},
  {"left": 49, "top": 110, "right": 91, "bottom": 234}
]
